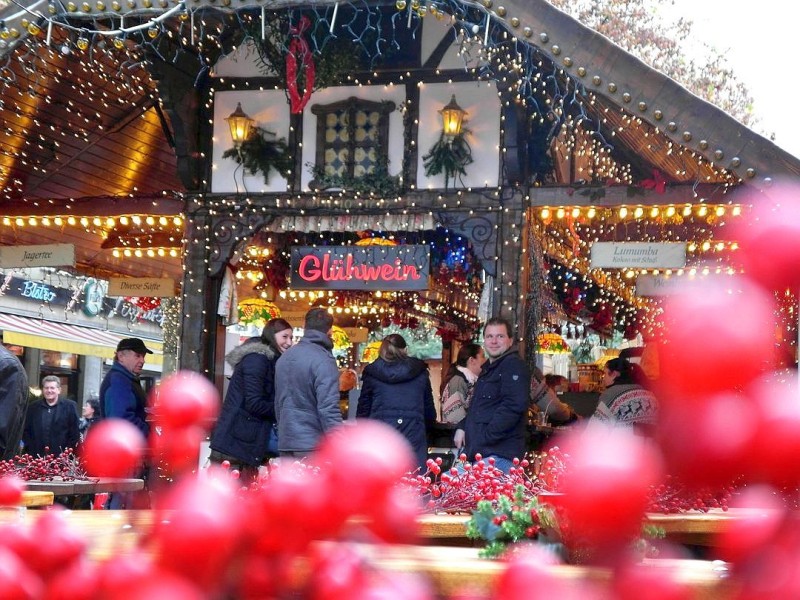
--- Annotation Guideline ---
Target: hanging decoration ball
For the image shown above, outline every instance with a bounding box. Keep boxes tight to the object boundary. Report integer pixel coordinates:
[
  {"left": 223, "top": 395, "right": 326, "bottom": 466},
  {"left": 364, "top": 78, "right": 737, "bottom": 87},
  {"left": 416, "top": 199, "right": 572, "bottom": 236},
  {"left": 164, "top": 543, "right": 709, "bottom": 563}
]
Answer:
[
  {"left": 147, "top": 26, "right": 159, "bottom": 39},
  {"left": 76, "top": 37, "right": 89, "bottom": 50},
  {"left": 113, "top": 37, "right": 125, "bottom": 49},
  {"left": 178, "top": 11, "right": 189, "bottom": 21},
  {"left": 410, "top": 0, "right": 420, "bottom": 9},
  {"left": 26, "top": 23, "right": 41, "bottom": 36},
  {"left": 416, "top": 5, "right": 426, "bottom": 16},
  {"left": 395, "top": 0, "right": 406, "bottom": 9}
]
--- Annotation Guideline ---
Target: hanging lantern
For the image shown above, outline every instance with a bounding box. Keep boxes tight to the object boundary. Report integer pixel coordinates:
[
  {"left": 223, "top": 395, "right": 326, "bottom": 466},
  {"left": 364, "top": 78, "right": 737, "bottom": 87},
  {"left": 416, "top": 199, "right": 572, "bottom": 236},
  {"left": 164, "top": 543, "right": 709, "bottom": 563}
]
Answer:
[
  {"left": 225, "top": 102, "right": 255, "bottom": 147},
  {"left": 238, "top": 298, "right": 281, "bottom": 326},
  {"left": 439, "top": 94, "right": 466, "bottom": 137}
]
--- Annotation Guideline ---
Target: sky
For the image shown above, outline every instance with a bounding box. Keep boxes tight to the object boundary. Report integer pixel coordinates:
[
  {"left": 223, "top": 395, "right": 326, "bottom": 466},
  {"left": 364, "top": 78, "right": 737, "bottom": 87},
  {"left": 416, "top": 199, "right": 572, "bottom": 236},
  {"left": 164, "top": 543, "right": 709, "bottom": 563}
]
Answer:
[{"left": 662, "top": 0, "right": 800, "bottom": 159}]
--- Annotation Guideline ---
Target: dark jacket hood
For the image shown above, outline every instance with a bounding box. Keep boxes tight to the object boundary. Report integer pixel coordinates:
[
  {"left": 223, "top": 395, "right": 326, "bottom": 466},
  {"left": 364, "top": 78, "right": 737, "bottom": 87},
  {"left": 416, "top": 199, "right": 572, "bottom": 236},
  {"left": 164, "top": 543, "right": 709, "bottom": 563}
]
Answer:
[
  {"left": 363, "top": 356, "right": 428, "bottom": 384},
  {"left": 225, "top": 339, "right": 277, "bottom": 369}
]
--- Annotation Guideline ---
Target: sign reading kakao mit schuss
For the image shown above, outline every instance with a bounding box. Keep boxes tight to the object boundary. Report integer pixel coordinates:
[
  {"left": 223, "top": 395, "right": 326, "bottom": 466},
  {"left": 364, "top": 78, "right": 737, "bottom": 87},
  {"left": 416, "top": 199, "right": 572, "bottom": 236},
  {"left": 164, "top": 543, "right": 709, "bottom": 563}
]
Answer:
[
  {"left": 0, "top": 244, "right": 75, "bottom": 268},
  {"left": 590, "top": 242, "right": 687, "bottom": 269},
  {"left": 290, "top": 245, "right": 430, "bottom": 291},
  {"left": 108, "top": 278, "right": 175, "bottom": 297}
]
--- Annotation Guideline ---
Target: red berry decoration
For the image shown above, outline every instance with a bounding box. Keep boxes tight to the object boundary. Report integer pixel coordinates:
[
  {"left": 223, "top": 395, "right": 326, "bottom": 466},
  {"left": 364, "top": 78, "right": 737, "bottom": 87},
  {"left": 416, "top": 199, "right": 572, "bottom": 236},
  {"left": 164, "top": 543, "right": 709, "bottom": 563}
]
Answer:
[
  {"left": 730, "top": 180, "right": 800, "bottom": 290},
  {"left": 150, "top": 370, "right": 220, "bottom": 431},
  {"left": 0, "top": 546, "right": 43, "bottom": 599},
  {"left": 748, "top": 375, "right": 800, "bottom": 487},
  {"left": 657, "top": 277, "right": 776, "bottom": 398},
  {"left": 149, "top": 425, "right": 205, "bottom": 476},
  {"left": 0, "top": 475, "right": 25, "bottom": 505},
  {"left": 80, "top": 419, "right": 146, "bottom": 478},
  {"left": 317, "top": 420, "right": 416, "bottom": 515}
]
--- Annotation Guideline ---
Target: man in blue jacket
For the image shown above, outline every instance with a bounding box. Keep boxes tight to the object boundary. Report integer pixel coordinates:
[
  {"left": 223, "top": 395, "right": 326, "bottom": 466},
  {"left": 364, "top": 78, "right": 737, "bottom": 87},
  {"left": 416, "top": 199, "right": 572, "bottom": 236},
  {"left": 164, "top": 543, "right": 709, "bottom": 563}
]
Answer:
[
  {"left": 454, "top": 317, "right": 530, "bottom": 473},
  {"left": 99, "top": 337, "right": 153, "bottom": 508}
]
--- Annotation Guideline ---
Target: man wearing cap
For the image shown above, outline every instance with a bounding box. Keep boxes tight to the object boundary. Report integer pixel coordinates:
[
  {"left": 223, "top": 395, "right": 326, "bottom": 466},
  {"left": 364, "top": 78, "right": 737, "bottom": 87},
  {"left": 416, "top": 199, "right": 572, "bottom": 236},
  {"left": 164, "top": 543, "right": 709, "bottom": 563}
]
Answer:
[
  {"left": 100, "top": 337, "right": 153, "bottom": 439},
  {"left": 100, "top": 337, "right": 153, "bottom": 509}
]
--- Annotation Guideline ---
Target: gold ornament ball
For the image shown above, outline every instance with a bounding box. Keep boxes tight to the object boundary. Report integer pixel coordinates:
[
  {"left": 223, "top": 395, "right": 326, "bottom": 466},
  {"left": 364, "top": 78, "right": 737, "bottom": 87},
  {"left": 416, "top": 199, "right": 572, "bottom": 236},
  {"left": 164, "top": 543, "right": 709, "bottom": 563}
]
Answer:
[
  {"left": 113, "top": 37, "right": 125, "bottom": 49},
  {"left": 27, "top": 23, "right": 41, "bottom": 36},
  {"left": 395, "top": 0, "right": 406, "bottom": 10},
  {"left": 410, "top": 0, "right": 420, "bottom": 9},
  {"left": 147, "top": 26, "right": 159, "bottom": 39},
  {"left": 76, "top": 37, "right": 89, "bottom": 50}
]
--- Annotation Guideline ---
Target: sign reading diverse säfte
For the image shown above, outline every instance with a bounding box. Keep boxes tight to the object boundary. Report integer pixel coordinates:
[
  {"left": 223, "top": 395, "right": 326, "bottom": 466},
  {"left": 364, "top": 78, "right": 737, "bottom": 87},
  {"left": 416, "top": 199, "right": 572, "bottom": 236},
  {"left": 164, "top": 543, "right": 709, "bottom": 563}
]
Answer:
[
  {"left": 0, "top": 244, "right": 75, "bottom": 268},
  {"left": 290, "top": 245, "right": 430, "bottom": 290},
  {"left": 590, "top": 242, "right": 687, "bottom": 269},
  {"left": 108, "top": 278, "right": 175, "bottom": 297}
]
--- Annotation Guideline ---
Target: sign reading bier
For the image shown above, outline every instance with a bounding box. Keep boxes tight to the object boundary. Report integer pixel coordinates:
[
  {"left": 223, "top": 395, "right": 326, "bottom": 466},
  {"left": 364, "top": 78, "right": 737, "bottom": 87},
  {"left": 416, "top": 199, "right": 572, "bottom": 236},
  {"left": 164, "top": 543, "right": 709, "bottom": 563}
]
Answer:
[
  {"left": 290, "top": 245, "right": 430, "bottom": 291},
  {"left": 590, "top": 242, "right": 687, "bottom": 269}
]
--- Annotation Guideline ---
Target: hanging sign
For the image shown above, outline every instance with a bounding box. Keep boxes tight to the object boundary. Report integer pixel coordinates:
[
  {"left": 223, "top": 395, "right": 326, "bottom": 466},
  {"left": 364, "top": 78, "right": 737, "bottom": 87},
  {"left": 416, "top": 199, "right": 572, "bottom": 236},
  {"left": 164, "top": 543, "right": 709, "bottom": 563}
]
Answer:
[
  {"left": 590, "top": 242, "right": 687, "bottom": 269},
  {"left": 636, "top": 272, "right": 721, "bottom": 297},
  {"left": 290, "top": 245, "right": 430, "bottom": 291},
  {"left": 108, "top": 277, "right": 175, "bottom": 297},
  {"left": 0, "top": 244, "right": 74, "bottom": 268}
]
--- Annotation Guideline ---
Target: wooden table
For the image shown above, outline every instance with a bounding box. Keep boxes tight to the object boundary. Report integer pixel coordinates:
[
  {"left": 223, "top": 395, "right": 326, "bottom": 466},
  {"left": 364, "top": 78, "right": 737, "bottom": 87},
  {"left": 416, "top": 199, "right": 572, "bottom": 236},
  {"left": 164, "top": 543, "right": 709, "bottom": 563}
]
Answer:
[
  {"left": 24, "top": 477, "right": 145, "bottom": 496},
  {"left": 0, "top": 510, "right": 735, "bottom": 598},
  {"left": 417, "top": 509, "right": 759, "bottom": 548}
]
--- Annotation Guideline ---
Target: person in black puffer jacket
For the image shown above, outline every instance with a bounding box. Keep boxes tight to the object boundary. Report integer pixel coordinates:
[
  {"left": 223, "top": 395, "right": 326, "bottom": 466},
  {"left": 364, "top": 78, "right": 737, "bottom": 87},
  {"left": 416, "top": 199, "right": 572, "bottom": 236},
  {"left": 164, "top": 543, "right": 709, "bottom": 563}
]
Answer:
[
  {"left": 209, "top": 318, "right": 294, "bottom": 482},
  {"left": 357, "top": 333, "right": 436, "bottom": 471}
]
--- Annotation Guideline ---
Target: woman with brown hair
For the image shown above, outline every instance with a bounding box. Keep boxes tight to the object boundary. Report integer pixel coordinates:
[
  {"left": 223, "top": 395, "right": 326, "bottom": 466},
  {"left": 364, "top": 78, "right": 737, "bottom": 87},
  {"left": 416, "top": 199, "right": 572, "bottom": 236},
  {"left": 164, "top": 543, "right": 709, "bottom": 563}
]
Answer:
[
  {"left": 209, "top": 317, "right": 294, "bottom": 481},
  {"left": 356, "top": 334, "right": 437, "bottom": 471},
  {"left": 440, "top": 342, "right": 485, "bottom": 424}
]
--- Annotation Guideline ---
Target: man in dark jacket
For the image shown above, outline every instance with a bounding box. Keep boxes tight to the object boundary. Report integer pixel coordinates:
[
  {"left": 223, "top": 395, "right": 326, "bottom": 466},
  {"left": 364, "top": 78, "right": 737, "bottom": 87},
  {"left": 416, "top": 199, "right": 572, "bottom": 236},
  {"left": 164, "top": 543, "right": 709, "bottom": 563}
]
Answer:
[
  {"left": 0, "top": 344, "right": 27, "bottom": 460},
  {"left": 99, "top": 337, "right": 153, "bottom": 508},
  {"left": 275, "top": 308, "right": 342, "bottom": 458},
  {"left": 455, "top": 317, "right": 530, "bottom": 472},
  {"left": 22, "top": 375, "right": 80, "bottom": 457}
]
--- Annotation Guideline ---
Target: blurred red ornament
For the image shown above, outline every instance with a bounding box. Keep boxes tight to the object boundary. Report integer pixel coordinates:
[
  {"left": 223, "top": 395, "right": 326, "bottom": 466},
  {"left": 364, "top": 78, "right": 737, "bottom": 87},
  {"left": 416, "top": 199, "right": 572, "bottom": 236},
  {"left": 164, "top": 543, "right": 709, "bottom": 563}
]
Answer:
[
  {"left": 80, "top": 419, "right": 145, "bottom": 478},
  {"left": 557, "top": 426, "right": 663, "bottom": 554},
  {"left": 657, "top": 391, "right": 758, "bottom": 488},
  {"left": 0, "top": 546, "right": 43, "bottom": 599},
  {"left": 317, "top": 421, "right": 416, "bottom": 515},
  {"left": 748, "top": 375, "right": 800, "bottom": 487},
  {"left": 150, "top": 371, "right": 220, "bottom": 431},
  {"left": 657, "top": 277, "right": 776, "bottom": 398},
  {"left": 715, "top": 485, "right": 786, "bottom": 565},
  {"left": 26, "top": 511, "right": 87, "bottom": 578},
  {"left": 730, "top": 180, "right": 800, "bottom": 290},
  {"left": 150, "top": 425, "right": 206, "bottom": 475},
  {"left": 0, "top": 475, "right": 25, "bottom": 505},
  {"left": 613, "top": 562, "right": 692, "bottom": 600}
]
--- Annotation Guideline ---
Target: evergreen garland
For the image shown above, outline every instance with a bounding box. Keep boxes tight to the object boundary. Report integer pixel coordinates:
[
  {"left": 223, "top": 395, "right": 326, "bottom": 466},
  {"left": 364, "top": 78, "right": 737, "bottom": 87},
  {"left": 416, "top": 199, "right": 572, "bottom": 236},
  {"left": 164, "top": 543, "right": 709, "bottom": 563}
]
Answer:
[
  {"left": 422, "top": 130, "right": 473, "bottom": 188},
  {"left": 309, "top": 162, "right": 401, "bottom": 196},
  {"left": 222, "top": 127, "right": 292, "bottom": 183}
]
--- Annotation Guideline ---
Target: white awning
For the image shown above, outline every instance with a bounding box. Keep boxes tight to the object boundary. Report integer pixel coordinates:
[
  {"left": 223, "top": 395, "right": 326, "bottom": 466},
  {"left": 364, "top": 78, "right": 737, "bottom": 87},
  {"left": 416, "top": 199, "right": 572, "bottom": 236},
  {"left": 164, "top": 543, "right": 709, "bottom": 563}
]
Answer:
[{"left": 0, "top": 312, "right": 163, "bottom": 365}]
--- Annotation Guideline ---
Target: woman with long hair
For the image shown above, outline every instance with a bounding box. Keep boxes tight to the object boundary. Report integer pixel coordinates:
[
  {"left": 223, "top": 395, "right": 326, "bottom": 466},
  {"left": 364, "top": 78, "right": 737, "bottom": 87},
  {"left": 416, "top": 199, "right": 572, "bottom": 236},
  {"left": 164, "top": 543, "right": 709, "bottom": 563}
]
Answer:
[
  {"left": 589, "top": 356, "right": 658, "bottom": 432},
  {"left": 357, "top": 333, "right": 436, "bottom": 471},
  {"left": 209, "top": 318, "right": 294, "bottom": 481},
  {"left": 440, "top": 342, "right": 485, "bottom": 424}
]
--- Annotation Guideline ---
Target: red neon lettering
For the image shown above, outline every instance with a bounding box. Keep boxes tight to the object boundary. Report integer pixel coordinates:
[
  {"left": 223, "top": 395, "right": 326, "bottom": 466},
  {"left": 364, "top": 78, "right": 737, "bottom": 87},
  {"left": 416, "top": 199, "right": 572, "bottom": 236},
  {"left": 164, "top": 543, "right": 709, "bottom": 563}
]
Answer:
[{"left": 298, "top": 253, "right": 422, "bottom": 283}]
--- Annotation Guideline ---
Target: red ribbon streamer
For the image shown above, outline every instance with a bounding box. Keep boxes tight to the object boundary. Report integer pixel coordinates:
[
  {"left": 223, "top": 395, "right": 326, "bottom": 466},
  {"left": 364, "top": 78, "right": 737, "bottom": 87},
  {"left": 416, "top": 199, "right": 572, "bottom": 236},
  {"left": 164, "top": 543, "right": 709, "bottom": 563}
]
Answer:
[{"left": 286, "top": 16, "right": 315, "bottom": 114}]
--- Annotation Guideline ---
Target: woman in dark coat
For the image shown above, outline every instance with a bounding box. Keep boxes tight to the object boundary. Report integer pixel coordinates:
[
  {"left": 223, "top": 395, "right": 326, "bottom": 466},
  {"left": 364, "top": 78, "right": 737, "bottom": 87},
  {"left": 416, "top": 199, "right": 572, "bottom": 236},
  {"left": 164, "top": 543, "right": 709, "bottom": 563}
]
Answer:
[
  {"left": 209, "top": 318, "right": 293, "bottom": 482},
  {"left": 357, "top": 334, "right": 436, "bottom": 471}
]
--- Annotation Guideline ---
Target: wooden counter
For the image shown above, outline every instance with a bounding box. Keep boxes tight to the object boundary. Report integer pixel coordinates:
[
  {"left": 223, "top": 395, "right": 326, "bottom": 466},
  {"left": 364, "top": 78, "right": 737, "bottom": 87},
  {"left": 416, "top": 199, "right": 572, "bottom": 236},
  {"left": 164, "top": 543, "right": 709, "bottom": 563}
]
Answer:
[
  {"left": 25, "top": 477, "right": 145, "bottom": 496},
  {"left": 0, "top": 510, "right": 734, "bottom": 598}
]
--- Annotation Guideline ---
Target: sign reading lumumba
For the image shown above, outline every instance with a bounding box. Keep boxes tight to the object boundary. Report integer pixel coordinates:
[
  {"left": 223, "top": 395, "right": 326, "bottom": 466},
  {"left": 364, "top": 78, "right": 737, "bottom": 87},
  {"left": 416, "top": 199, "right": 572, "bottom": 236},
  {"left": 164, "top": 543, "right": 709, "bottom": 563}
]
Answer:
[
  {"left": 590, "top": 242, "right": 687, "bottom": 269},
  {"left": 0, "top": 244, "right": 75, "bottom": 268},
  {"left": 290, "top": 245, "right": 430, "bottom": 291}
]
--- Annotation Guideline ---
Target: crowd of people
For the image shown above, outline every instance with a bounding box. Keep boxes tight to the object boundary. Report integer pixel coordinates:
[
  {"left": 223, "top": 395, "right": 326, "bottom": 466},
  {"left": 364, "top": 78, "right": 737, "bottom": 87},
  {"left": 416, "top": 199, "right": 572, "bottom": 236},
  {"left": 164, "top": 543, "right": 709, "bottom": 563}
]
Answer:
[{"left": 0, "top": 307, "right": 659, "bottom": 508}]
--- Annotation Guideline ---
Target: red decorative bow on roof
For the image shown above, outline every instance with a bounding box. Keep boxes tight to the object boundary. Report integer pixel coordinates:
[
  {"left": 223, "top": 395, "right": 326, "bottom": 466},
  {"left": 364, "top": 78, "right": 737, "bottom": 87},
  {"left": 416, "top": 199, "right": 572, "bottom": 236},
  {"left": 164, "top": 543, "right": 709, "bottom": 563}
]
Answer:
[{"left": 640, "top": 168, "right": 667, "bottom": 194}]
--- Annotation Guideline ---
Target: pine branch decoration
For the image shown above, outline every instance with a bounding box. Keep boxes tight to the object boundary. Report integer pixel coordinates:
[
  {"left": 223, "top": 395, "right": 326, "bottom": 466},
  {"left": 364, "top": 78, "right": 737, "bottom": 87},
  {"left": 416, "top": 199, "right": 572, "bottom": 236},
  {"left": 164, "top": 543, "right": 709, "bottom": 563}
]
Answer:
[
  {"left": 222, "top": 127, "right": 292, "bottom": 184},
  {"left": 422, "top": 130, "right": 474, "bottom": 186}
]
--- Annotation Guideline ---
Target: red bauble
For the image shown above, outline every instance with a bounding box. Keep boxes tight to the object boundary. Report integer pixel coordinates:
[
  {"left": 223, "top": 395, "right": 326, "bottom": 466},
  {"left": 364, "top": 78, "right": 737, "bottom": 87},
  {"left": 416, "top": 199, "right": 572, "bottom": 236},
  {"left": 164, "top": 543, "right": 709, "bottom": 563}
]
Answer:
[
  {"left": 152, "top": 473, "right": 242, "bottom": 589},
  {"left": 43, "top": 559, "right": 99, "bottom": 600},
  {"left": 748, "top": 376, "right": 800, "bottom": 487},
  {"left": 557, "top": 426, "right": 663, "bottom": 553},
  {"left": 730, "top": 180, "right": 800, "bottom": 290},
  {"left": 80, "top": 419, "right": 146, "bottom": 478},
  {"left": 715, "top": 485, "right": 786, "bottom": 565},
  {"left": 26, "top": 511, "right": 87, "bottom": 578},
  {"left": 363, "top": 485, "right": 421, "bottom": 544},
  {"left": 657, "top": 391, "right": 758, "bottom": 488},
  {"left": 316, "top": 420, "right": 416, "bottom": 515},
  {"left": 0, "top": 475, "right": 25, "bottom": 505},
  {"left": 150, "top": 371, "right": 220, "bottom": 431},
  {"left": 0, "top": 546, "right": 43, "bottom": 599},
  {"left": 149, "top": 425, "right": 205, "bottom": 475},
  {"left": 613, "top": 562, "right": 692, "bottom": 600},
  {"left": 656, "top": 277, "right": 776, "bottom": 398}
]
